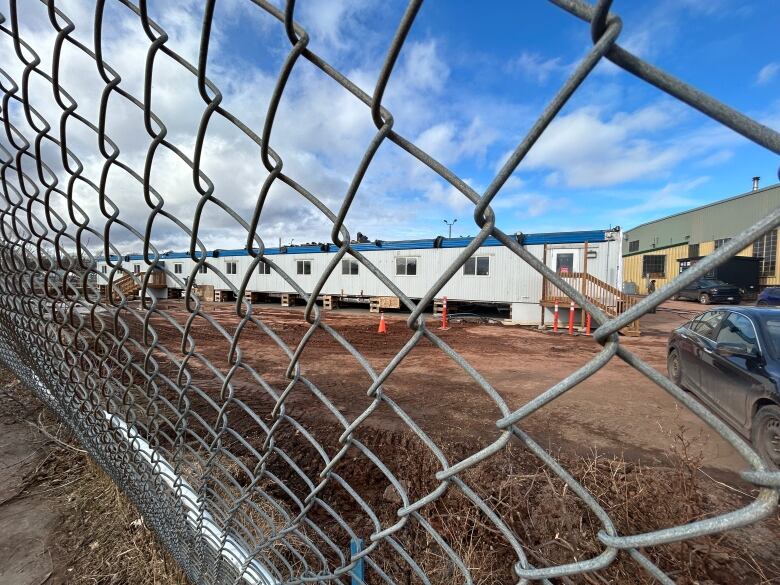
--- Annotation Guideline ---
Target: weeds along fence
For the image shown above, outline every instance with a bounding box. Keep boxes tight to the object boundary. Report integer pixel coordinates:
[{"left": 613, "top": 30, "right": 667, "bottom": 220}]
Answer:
[{"left": 0, "top": 1, "right": 779, "bottom": 584}]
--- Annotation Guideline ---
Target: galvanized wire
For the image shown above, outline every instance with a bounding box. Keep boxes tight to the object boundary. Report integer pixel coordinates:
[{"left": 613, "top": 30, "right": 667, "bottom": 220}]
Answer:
[{"left": 0, "top": 1, "right": 778, "bottom": 584}]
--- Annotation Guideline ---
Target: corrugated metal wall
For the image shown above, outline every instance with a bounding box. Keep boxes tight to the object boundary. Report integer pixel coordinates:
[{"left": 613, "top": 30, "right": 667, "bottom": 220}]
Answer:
[
  {"left": 623, "top": 183, "right": 780, "bottom": 255},
  {"left": 623, "top": 240, "right": 760, "bottom": 294}
]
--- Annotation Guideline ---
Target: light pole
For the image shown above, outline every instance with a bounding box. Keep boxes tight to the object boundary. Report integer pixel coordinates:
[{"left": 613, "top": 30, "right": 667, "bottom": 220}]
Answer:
[{"left": 443, "top": 218, "right": 457, "bottom": 238}]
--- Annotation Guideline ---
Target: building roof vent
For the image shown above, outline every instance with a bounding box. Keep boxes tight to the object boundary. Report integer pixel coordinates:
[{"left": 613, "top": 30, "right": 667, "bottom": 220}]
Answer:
[{"left": 752, "top": 176, "right": 760, "bottom": 191}]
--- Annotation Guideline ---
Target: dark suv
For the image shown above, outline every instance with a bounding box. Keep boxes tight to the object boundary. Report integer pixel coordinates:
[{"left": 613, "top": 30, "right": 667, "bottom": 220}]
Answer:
[{"left": 674, "top": 278, "right": 741, "bottom": 305}]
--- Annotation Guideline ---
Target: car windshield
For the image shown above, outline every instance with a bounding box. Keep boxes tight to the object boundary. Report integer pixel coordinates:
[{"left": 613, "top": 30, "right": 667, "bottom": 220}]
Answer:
[
  {"left": 699, "top": 279, "right": 729, "bottom": 287},
  {"left": 759, "top": 316, "right": 780, "bottom": 359}
]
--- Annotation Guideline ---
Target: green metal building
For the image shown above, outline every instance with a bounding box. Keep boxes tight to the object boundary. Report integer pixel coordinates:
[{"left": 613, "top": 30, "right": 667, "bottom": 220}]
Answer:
[{"left": 622, "top": 178, "right": 780, "bottom": 294}]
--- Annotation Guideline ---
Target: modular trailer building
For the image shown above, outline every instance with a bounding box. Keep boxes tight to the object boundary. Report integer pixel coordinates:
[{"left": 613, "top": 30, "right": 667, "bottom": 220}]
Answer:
[
  {"left": 97, "top": 229, "right": 623, "bottom": 325},
  {"left": 622, "top": 181, "right": 780, "bottom": 294}
]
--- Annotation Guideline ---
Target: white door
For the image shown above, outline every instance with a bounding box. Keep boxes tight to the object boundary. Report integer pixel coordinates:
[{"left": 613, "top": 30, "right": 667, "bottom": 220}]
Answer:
[{"left": 550, "top": 248, "right": 580, "bottom": 275}]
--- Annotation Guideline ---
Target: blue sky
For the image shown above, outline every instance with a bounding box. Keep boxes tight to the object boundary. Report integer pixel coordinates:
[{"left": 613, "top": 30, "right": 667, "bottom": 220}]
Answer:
[{"left": 1, "top": 0, "right": 778, "bottom": 251}]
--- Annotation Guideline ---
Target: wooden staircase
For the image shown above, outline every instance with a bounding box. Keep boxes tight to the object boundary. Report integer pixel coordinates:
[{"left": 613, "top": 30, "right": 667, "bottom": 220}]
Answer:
[
  {"left": 541, "top": 272, "right": 640, "bottom": 336},
  {"left": 98, "top": 269, "right": 166, "bottom": 301}
]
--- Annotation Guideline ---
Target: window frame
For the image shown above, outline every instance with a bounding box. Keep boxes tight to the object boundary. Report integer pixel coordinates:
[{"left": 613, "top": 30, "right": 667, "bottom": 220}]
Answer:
[
  {"left": 716, "top": 312, "right": 761, "bottom": 355},
  {"left": 101, "top": 265, "right": 107, "bottom": 274},
  {"left": 753, "top": 229, "right": 777, "bottom": 278},
  {"left": 174, "top": 263, "right": 183, "bottom": 274},
  {"left": 226, "top": 261, "right": 238, "bottom": 275},
  {"left": 714, "top": 238, "right": 731, "bottom": 250},
  {"left": 628, "top": 240, "right": 639, "bottom": 253},
  {"left": 642, "top": 254, "right": 666, "bottom": 278},
  {"left": 198, "top": 264, "right": 208, "bottom": 274},
  {"left": 296, "top": 259, "right": 312, "bottom": 275},
  {"left": 133, "top": 264, "right": 141, "bottom": 274},
  {"left": 341, "top": 258, "right": 359, "bottom": 276},
  {"left": 395, "top": 256, "right": 418, "bottom": 276},
  {"left": 258, "top": 262, "right": 271, "bottom": 275},
  {"left": 463, "top": 255, "right": 490, "bottom": 276},
  {"left": 690, "top": 310, "right": 725, "bottom": 341}
]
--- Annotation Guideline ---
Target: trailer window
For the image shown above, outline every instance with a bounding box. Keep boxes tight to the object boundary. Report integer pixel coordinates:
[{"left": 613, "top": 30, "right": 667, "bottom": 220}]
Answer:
[
  {"left": 259, "top": 262, "right": 271, "bottom": 275},
  {"left": 297, "top": 260, "right": 311, "bottom": 275},
  {"left": 628, "top": 240, "right": 639, "bottom": 253},
  {"left": 199, "top": 264, "right": 208, "bottom": 274},
  {"left": 101, "top": 265, "right": 107, "bottom": 274},
  {"left": 341, "top": 258, "right": 359, "bottom": 275},
  {"left": 464, "top": 256, "right": 489, "bottom": 276},
  {"left": 396, "top": 257, "right": 417, "bottom": 276},
  {"left": 174, "top": 263, "right": 183, "bottom": 274},
  {"left": 226, "top": 262, "right": 237, "bottom": 275},
  {"left": 133, "top": 264, "right": 140, "bottom": 274}
]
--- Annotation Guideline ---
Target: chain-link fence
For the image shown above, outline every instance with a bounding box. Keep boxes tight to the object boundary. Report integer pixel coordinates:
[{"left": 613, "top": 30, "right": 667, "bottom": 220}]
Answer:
[{"left": 0, "top": 0, "right": 779, "bottom": 583}]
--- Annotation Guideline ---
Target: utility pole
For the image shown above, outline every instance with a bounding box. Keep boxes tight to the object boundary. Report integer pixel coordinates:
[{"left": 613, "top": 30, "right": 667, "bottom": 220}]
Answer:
[{"left": 443, "top": 218, "right": 457, "bottom": 238}]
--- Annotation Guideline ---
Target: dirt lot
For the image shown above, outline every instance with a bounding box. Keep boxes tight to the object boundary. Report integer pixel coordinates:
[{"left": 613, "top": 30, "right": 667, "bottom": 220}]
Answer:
[
  {"left": 137, "top": 298, "right": 748, "bottom": 474},
  {"left": 3, "top": 298, "right": 779, "bottom": 584}
]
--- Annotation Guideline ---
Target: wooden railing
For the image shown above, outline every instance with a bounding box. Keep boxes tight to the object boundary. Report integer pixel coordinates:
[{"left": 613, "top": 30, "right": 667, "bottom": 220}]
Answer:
[
  {"left": 147, "top": 269, "right": 167, "bottom": 288},
  {"left": 542, "top": 272, "right": 641, "bottom": 336}
]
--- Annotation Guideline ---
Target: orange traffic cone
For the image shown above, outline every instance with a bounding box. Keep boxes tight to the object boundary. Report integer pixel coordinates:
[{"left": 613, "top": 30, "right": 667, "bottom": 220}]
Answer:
[{"left": 378, "top": 313, "right": 387, "bottom": 334}]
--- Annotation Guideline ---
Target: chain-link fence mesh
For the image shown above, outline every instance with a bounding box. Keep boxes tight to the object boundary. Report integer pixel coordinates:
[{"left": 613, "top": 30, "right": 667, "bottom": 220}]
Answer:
[{"left": 0, "top": 0, "right": 779, "bottom": 583}]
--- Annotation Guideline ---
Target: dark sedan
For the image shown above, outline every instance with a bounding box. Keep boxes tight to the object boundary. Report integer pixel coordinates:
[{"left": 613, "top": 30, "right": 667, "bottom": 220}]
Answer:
[
  {"left": 667, "top": 307, "right": 780, "bottom": 467},
  {"left": 673, "top": 278, "right": 741, "bottom": 305},
  {"left": 757, "top": 287, "right": 780, "bottom": 306}
]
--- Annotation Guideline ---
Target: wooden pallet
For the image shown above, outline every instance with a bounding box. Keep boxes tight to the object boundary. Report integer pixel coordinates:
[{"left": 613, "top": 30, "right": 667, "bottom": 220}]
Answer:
[
  {"left": 370, "top": 296, "right": 399, "bottom": 313},
  {"left": 323, "top": 295, "right": 338, "bottom": 310},
  {"left": 433, "top": 299, "right": 444, "bottom": 317},
  {"left": 281, "top": 293, "right": 297, "bottom": 307},
  {"left": 244, "top": 291, "right": 263, "bottom": 303},
  {"left": 215, "top": 290, "right": 233, "bottom": 303}
]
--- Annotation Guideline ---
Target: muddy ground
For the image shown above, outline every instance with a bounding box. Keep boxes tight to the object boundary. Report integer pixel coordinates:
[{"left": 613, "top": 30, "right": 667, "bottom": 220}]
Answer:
[{"left": 133, "top": 298, "right": 747, "bottom": 474}]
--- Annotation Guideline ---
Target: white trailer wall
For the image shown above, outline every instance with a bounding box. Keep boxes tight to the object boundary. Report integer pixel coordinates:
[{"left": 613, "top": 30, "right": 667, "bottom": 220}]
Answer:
[{"left": 95, "top": 234, "right": 622, "bottom": 326}]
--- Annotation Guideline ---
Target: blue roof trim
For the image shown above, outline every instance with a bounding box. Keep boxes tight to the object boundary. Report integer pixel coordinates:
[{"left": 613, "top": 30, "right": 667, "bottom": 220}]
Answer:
[{"left": 102, "top": 229, "right": 612, "bottom": 262}]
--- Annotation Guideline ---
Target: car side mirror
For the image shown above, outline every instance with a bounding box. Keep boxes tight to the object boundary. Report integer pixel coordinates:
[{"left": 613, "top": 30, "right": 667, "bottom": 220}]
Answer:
[{"left": 715, "top": 342, "right": 758, "bottom": 359}]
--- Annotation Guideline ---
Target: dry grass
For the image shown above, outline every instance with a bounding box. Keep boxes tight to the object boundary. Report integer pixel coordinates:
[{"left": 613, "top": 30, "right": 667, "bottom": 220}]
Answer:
[
  {"left": 57, "top": 457, "right": 189, "bottom": 585},
  {"left": 2, "top": 369, "right": 779, "bottom": 584}
]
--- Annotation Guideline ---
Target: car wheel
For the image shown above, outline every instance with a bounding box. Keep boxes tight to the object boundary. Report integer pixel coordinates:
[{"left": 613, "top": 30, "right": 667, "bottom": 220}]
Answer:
[
  {"left": 751, "top": 405, "right": 780, "bottom": 469},
  {"left": 699, "top": 293, "right": 710, "bottom": 305},
  {"left": 667, "top": 349, "right": 683, "bottom": 387}
]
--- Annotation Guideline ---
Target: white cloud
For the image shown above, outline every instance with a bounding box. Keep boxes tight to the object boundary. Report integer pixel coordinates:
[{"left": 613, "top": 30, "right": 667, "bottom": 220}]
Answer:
[
  {"left": 617, "top": 177, "right": 710, "bottom": 217},
  {"left": 696, "top": 149, "right": 734, "bottom": 167},
  {"left": 492, "top": 192, "right": 563, "bottom": 219},
  {"left": 757, "top": 62, "right": 779, "bottom": 85},
  {"left": 0, "top": 0, "right": 467, "bottom": 254},
  {"left": 517, "top": 103, "right": 734, "bottom": 188},
  {"left": 507, "top": 51, "right": 570, "bottom": 84},
  {"left": 415, "top": 117, "right": 497, "bottom": 167}
]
